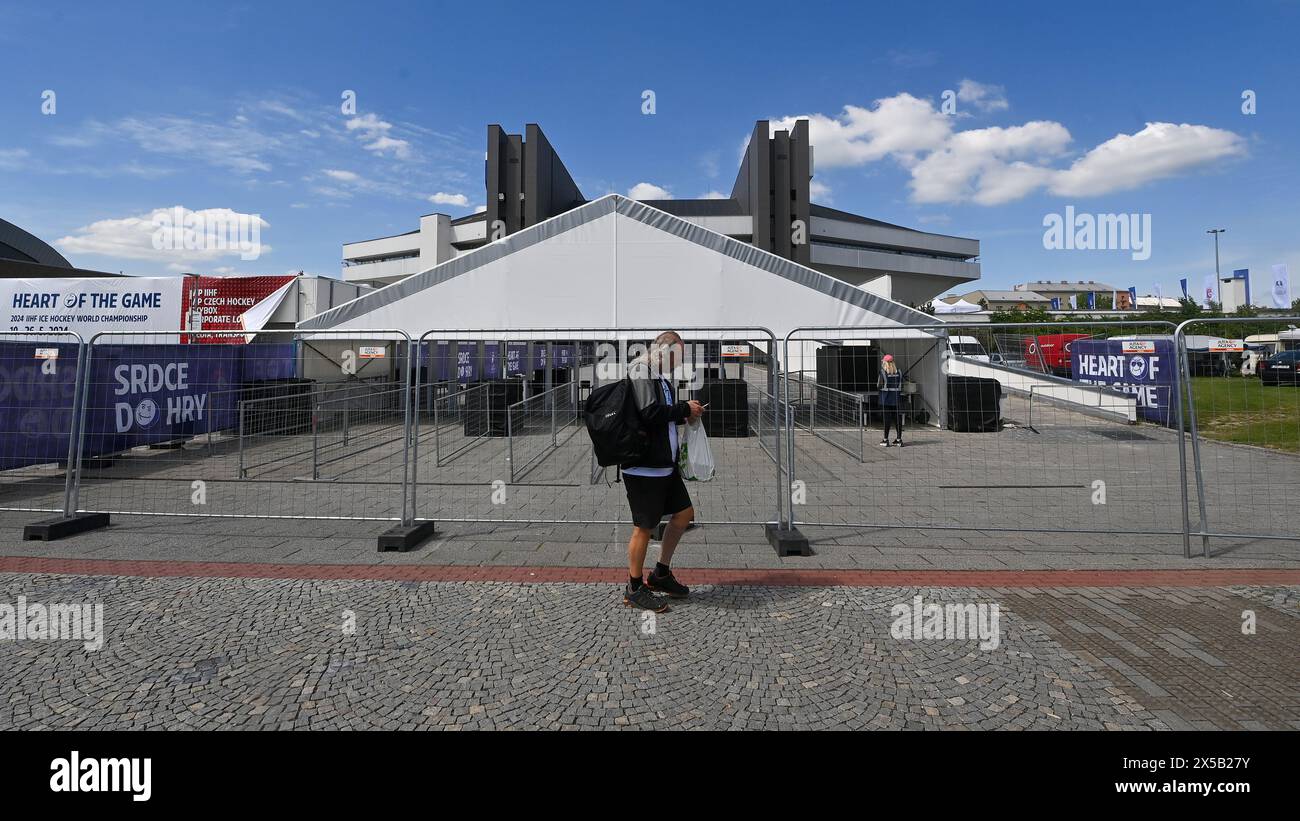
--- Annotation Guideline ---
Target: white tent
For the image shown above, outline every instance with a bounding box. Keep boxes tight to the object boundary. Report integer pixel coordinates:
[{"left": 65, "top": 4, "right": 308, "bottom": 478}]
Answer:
[
  {"left": 301, "top": 195, "right": 949, "bottom": 423},
  {"left": 935, "top": 298, "right": 982, "bottom": 314}
]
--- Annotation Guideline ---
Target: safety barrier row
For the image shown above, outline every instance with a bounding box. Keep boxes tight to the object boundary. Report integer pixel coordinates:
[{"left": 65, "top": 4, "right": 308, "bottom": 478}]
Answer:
[{"left": 1, "top": 319, "right": 1295, "bottom": 556}]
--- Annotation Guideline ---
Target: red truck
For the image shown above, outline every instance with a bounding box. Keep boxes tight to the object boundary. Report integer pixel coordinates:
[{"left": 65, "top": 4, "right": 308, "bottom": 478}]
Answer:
[{"left": 1021, "top": 333, "right": 1093, "bottom": 377}]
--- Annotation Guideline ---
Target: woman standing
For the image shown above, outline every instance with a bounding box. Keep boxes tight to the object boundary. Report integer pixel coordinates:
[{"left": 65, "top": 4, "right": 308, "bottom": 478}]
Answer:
[{"left": 878, "top": 354, "right": 904, "bottom": 447}]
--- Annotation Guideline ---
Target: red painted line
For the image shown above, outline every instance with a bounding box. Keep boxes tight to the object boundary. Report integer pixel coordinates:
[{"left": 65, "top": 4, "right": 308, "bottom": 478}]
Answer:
[{"left": 2, "top": 556, "right": 1299, "bottom": 587}]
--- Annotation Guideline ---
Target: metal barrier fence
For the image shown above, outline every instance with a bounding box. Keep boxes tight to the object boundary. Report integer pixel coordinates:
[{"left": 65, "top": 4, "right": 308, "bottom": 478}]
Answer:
[
  {"left": 0, "top": 332, "right": 86, "bottom": 518},
  {"left": 432, "top": 382, "right": 491, "bottom": 467},
  {"left": 68, "top": 329, "right": 415, "bottom": 525},
  {"left": 749, "top": 384, "right": 784, "bottom": 467},
  {"left": 229, "top": 379, "right": 401, "bottom": 478},
  {"left": 1176, "top": 316, "right": 1300, "bottom": 556},
  {"left": 411, "top": 328, "right": 786, "bottom": 532},
  {"left": 4, "top": 320, "right": 1295, "bottom": 555},
  {"left": 507, "top": 380, "right": 581, "bottom": 482},
  {"left": 782, "top": 320, "right": 1197, "bottom": 554},
  {"left": 311, "top": 383, "right": 407, "bottom": 480},
  {"left": 803, "top": 378, "right": 866, "bottom": 462}
]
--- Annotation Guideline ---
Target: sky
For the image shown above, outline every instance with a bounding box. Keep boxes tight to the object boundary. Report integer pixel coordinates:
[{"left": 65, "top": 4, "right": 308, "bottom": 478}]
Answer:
[{"left": 1, "top": 0, "right": 1298, "bottom": 301}]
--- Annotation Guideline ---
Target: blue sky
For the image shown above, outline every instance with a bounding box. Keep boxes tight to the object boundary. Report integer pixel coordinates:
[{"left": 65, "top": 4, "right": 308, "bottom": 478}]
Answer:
[{"left": 1, "top": 0, "right": 1297, "bottom": 300}]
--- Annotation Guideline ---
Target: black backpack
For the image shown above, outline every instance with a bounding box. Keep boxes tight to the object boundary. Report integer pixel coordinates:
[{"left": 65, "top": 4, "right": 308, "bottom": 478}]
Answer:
[{"left": 583, "top": 378, "right": 647, "bottom": 466}]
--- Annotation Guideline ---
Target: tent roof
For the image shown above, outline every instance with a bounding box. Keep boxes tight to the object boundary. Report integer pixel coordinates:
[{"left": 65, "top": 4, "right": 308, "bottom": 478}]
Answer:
[
  {"left": 301, "top": 194, "right": 937, "bottom": 339},
  {"left": 934, "top": 298, "right": 982, "bottom": 314}
]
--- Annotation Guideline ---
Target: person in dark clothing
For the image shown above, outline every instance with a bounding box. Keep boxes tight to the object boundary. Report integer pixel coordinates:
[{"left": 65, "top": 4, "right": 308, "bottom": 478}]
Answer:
[
  {"left": 878, "top": 353, "right": 904, "bottom": 447},
  {"left": 620, "top": 331, "right": 705, "bottom": 612}
]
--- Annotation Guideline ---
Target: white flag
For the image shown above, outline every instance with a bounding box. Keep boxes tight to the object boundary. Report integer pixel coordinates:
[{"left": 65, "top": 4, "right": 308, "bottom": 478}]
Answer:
[
  {"left": 1272, "top": 263, "right": 1292, "bottom": 309},
  {"left": 1203, "top": 274, "right": 1217, "bottom": 308}
]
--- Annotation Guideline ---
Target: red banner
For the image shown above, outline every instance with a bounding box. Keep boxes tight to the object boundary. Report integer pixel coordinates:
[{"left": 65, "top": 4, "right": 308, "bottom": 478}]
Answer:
[{"left": 181, "top": 275, "right": 296, "bottom": 343}]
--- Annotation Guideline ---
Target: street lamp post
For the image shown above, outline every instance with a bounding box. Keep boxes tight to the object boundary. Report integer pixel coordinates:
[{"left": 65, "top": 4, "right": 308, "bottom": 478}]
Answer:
[{"left": 1207, "top": 228, "right": 1226, "bottom": 304}]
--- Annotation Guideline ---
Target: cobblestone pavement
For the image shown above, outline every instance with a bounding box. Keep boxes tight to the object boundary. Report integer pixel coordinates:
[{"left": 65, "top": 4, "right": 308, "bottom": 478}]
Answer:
[{"left": 1, "top": 567, "right": 1295, "bottom": 730}]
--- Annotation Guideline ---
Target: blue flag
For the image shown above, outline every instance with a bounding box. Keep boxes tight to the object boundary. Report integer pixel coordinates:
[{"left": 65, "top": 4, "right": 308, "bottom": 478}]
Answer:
[
  {"left": 1128, "top": 286, "right": 1137, "bottom": 309},
  {"left": 1050, "top": 297, "right": 1061, "bottom": 311},
  {"left": 1180, "top": 278, "right": 1189, "bottom": 299},
  {"left": 1086, "top": 292, "right": 1096, "bottom": 310}
]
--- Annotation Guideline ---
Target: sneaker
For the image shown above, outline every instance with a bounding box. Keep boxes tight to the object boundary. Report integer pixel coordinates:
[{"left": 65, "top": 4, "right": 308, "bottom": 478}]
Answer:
[
  {"left": 623, "top": 583, "right": 670, "bottom": 612},
  {"left": 894, "top": 439, "right": 904, "bottom": 448},
  {"left": 645, "top": 567, "right": 690, "bottom": 598},
  {"left": 879, "top": 440, "right": 890, "bottom": 447}
]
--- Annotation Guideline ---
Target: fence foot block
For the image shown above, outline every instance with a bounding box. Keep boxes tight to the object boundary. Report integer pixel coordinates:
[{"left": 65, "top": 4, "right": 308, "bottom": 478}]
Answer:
[
  {"left": 765, "top": 523, "right": 810, "bottom": 557},
  {"left": 378, "top": 520, "right": 438, "bottom": 552},
  {"left": 24, "top": 512, "right": 110, "bottom": 541}
]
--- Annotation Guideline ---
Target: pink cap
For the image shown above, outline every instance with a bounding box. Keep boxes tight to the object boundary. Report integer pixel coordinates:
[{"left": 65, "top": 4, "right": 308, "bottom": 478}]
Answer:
[{"left": 883, "top": 354, "right": 894, "bottom": 362}]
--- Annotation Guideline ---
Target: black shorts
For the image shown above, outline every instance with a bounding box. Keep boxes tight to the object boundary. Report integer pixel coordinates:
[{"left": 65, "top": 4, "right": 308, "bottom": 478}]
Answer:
[{"left": 622, "top": 469, "right": 693, "bottom": 530}]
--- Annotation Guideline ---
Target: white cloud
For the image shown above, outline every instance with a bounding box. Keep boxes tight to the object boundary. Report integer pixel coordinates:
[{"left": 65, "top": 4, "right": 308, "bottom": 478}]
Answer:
[
  {"left": 56, "top": 206, "right": 271, "bottom": 264},
  {"left": 346, "top": 113, "right": 412, "bottom": 159},
  {"left": 429, "top": 191, "right": 469, "bottom": 207},
  {"left": 365, "top": 135, "right": 412, "bottom": 157},
  {"left": 1050, "top": 122, "right": 1247, "bottom": 197},
  {"left": 956, "top": 79, "right": 1009, "bottom": 113},
  {"left": 809, "top": 179, "right": 832, "bottom": 202},
  {"left": 908, "top": 121, "right": 1070, "bottom": 204},
  {"left": 771, "top": 94, "right": 952, "bottom": 169},
  {"left": 0, "top": 148, "right": 29, "bottom": 169},
  {"left": 699, "top": 152, "right": 720, "bottom": 179},
  {"left": 323, "top": 169, "right": 360, "bottom": 182},
  {"left": 628, "top": 182, "right": 672, "bottom": 199},
  {"left": 312, "top": 185, "right": 353, "bottom": 200},
  {"left": 771, "top": 91, "right": 1246, "bottom": 206},
  {"left": 698, "top": 190, "right": 728, "bottom": 199},
  {"left": 255, "top": 100, "right": 308, "bottom": 122},
  {"left": 113, "top": 116, "right": 278, "bottom": 174}
]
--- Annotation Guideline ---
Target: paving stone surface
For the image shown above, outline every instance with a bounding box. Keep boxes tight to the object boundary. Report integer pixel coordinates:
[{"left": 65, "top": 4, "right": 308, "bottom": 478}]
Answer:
[{"left": 0, "top": 570, "right": 1294, "bottom": 730}]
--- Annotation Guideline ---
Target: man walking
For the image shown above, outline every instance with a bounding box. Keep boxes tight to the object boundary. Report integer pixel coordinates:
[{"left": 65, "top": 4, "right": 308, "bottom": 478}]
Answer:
[{"left": 621, "top": 331, "right": 705, "bottom": 612}]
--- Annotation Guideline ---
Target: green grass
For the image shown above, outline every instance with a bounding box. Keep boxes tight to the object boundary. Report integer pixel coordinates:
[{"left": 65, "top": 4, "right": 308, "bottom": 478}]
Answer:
[{"left": 1190, "top": 376, "right": 1300, "bottom": 453}]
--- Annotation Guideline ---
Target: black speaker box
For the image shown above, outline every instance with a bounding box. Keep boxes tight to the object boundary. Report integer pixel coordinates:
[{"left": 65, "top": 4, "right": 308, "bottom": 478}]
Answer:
[
  {"left": 698, "top": 379, "right": 749, "bottom": 438},
  {"left": 815, "top": 345, "right": 878, "bottom": 392},
  {"left": 946, "top": 376, "right": 1001, "bottom": 432}
]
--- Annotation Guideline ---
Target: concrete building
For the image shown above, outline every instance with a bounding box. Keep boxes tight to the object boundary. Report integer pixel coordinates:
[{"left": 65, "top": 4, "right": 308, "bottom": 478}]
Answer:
[
  {"left": 944, "top": 289, "right": 1051, "bottom": 311},
  {"left": 341, "top": 121, "right": 981, "bottom": 305},
  {"left": 1014, "top": 279, "right": 1120, "bottom": 304}
]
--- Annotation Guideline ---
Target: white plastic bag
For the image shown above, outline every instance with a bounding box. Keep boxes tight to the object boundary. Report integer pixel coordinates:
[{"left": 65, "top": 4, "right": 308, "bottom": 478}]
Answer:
[{"left": 678, "top": 418, "right": 715, "bottom": 481}]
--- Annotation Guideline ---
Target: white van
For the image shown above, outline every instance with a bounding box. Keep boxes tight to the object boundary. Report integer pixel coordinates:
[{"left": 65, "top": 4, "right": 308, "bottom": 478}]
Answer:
[
  {"left": 1245, "top": 334, "right": 1280, "bottom": 358},
  {"left": 948, "top": 335, "right": 990, "bottom": 363}
]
